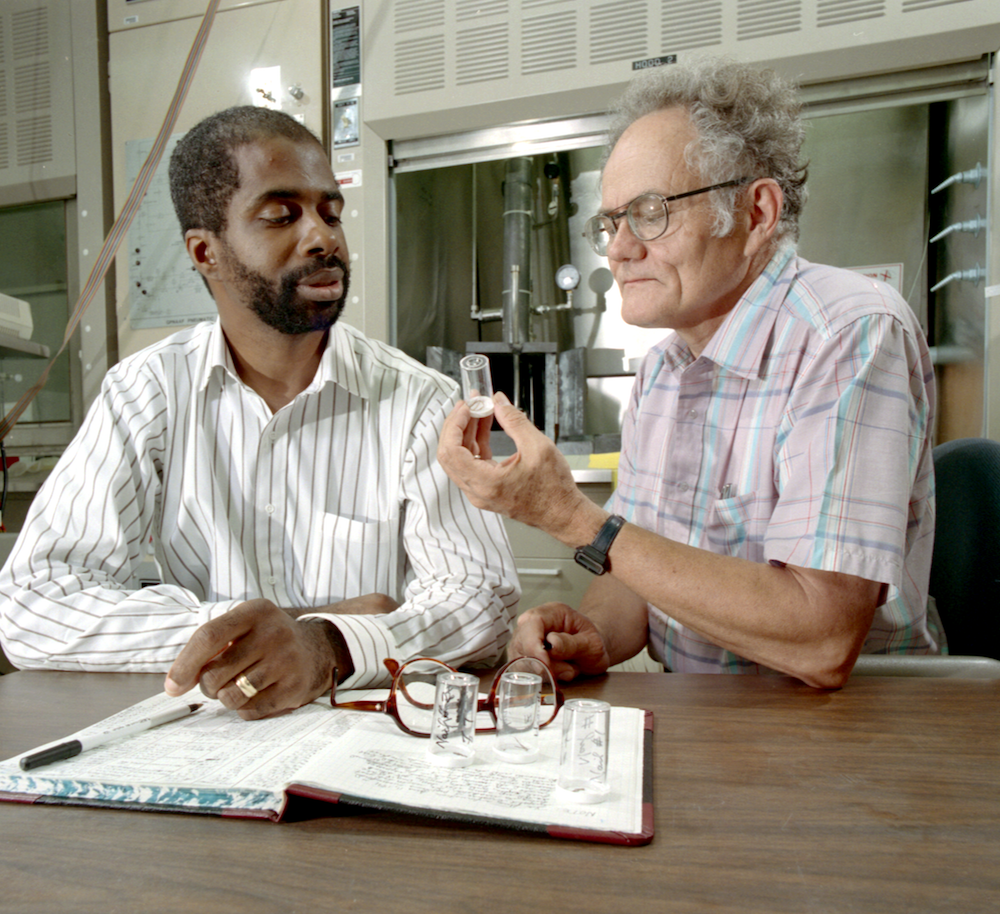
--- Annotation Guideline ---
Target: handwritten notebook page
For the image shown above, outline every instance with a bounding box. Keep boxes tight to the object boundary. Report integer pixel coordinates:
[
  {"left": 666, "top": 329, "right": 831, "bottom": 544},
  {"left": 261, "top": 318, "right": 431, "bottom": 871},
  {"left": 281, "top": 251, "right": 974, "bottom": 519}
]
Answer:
[{"left": 1, "top": 690, "right": 647, "bottom": 836}]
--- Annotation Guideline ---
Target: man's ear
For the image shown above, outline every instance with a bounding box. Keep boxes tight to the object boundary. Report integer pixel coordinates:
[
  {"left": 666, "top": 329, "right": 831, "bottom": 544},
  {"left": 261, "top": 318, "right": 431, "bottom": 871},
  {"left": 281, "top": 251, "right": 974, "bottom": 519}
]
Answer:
[
  {"left": 742, "top": 178, "right": 783, "bottom": 259},
  {"left": 184, "top": 229, "right": 223, "bottom": 281}
]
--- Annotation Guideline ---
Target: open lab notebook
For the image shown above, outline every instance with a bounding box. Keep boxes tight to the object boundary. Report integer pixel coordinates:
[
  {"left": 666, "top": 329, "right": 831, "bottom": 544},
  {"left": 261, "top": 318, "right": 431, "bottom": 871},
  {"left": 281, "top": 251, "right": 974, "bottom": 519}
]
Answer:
[{"left": 0, "top": 690, "right": 654, "bottom": 846}]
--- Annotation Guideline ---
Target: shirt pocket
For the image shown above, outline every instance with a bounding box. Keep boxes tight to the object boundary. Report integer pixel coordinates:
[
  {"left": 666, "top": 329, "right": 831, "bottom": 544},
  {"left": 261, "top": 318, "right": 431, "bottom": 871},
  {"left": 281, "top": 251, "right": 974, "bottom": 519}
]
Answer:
[
  {"left": 302, "top": 512, "right": 401, "bottom": 604},
  {"left": 707, "top": 490, "right": 775, "bottom": 562}
]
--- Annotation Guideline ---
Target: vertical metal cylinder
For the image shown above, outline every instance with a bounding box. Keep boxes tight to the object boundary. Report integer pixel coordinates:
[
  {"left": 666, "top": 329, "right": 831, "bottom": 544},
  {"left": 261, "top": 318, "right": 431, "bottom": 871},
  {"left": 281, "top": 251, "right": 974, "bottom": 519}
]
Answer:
[{"left": 502, "top": 157, "right": 534, "bottom": 347}]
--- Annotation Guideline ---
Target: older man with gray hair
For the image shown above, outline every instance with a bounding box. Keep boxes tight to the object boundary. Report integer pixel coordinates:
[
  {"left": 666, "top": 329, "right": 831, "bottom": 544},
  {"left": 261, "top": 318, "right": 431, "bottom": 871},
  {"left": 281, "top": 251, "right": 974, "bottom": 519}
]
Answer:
[{"left": 438, "top": 56, "right": 941, "bottom": 689}]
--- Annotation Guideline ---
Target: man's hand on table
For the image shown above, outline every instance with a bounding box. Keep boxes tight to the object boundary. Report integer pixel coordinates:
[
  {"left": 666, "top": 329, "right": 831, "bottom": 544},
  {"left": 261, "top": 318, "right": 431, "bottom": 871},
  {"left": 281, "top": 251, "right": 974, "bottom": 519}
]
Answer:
[
  {"left": 164, "top": 598, "right": 364, "bottom": 720},
  {"left": 509, "top": 602, "right": 612, "bottom": 682}
]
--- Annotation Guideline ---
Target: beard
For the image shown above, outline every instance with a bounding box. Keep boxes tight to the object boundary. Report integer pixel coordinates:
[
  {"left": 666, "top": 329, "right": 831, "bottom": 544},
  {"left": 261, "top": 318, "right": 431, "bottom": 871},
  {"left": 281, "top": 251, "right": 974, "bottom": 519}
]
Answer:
[{"left": 224, "top": 247, "right": 350, "bottom": 336}]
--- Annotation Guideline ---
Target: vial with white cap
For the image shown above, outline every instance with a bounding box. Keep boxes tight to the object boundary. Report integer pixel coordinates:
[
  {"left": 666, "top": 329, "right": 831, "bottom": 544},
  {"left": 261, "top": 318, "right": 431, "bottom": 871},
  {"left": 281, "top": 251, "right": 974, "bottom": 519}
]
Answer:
[{"left": 459, "top": 354, "right": 495, "bottom": 418}]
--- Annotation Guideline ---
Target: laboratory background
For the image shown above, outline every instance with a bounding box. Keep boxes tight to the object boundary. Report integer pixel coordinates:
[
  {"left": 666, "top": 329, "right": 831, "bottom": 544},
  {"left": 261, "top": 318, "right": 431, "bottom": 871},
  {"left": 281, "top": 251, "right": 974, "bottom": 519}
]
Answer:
[{"left": 1, "top": 0, "right": 999, "bottom": 674}]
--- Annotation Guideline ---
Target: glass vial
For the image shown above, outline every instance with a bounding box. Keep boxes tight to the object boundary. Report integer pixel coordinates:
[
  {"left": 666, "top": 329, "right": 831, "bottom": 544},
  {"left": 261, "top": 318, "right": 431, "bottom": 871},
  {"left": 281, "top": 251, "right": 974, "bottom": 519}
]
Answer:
[
  {"left": 492, "top": 670, "right": 541, "bottom": 764},
  {"left": 459, "top": 354, "right": 495, "bottom": 418},
  {"left": 555, "top": 698, "right": 611, "bottom": 803},
  {"left": 426, "top": 670, "right": 478, "bottom": 767}
]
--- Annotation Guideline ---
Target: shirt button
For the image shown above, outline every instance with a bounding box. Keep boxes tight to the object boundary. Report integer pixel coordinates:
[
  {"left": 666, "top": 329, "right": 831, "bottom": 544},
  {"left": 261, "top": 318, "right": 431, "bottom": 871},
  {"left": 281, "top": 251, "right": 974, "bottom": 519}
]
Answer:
[
  {"left": 267, "top": 575, "right": 278, "bottom": 586},
  {"left": 265, "top": 503, "right": 276, "bottom": 514},
  {"left": 678, "top": 482, "right": 689, "bottom": 493},
  {"left": 687, "top": 409, "right": 697, "bottom": 419},
  {"left": 269, "top": 430, "right": 278, "bottom": 441}
]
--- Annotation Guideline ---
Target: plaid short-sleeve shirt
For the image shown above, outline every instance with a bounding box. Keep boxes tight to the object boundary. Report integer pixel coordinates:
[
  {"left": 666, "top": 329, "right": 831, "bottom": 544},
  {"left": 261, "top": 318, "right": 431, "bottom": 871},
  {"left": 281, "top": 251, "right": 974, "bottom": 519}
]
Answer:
[{"left": 612, "top": 247, "right": 942, "bottom": 673}]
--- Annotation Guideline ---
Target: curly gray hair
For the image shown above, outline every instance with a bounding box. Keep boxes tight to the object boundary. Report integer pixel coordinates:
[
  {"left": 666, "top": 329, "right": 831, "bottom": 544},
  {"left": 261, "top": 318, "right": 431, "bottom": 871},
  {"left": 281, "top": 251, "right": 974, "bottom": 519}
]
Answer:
[{"left": 605, "top": 57, "right": 808, "bottom": 242}]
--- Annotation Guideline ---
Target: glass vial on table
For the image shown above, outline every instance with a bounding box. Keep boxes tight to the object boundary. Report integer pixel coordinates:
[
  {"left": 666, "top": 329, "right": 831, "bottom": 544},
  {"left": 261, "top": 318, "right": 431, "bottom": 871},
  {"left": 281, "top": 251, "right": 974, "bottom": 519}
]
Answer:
[
  {"left": 556, "top": 698, "right": 611, "bottom": 803},
  {"left": 459, "top": 354, "right": 494, "bottom": 418},
  {"left": 426, "top": 670, "right": 478, "bottom": 767},
  {"left": 492, "top": 670, "right": 541, "bottom": 764}
]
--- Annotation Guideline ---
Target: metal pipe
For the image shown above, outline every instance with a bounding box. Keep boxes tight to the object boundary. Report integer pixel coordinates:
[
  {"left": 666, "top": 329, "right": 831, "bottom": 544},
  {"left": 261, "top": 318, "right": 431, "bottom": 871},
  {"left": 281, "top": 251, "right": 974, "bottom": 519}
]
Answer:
[
  {"left": 469, "top": 162, "right": 503, "bottom": 324},
  {"left": 931, "top": 162, "right": 986, "bottom": 194},
  {"left": 502, "top": 157, "right": 534, "bottom": 348},
  {"left": 930, "top": 216, "right": 987, "bottom": 243},
  {"left": 930, "top": 264, "right": 985, "bottom": 292}
]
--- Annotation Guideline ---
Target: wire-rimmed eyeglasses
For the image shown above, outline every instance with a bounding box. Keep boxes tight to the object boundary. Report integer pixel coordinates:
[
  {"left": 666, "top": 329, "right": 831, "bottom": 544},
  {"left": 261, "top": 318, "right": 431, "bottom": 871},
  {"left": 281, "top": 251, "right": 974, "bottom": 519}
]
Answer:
[
  {"left": 583, "top": 178, "right": 754, "bottom": 256},
  {"left": 330, "top": 656, "right": 564, "bottom": 737}
]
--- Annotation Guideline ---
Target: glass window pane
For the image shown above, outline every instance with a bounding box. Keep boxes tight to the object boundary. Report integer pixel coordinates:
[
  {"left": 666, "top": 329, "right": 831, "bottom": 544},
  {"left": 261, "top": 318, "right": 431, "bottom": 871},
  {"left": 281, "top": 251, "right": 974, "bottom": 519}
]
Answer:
[{"left": 0, "top": 200, "right": 71, "bottom": 425}]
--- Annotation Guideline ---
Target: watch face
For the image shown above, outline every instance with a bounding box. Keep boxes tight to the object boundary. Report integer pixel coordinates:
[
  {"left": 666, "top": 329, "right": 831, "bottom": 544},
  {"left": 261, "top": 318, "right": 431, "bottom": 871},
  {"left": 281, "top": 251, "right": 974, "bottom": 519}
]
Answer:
[{"left": 574, "top": 545, "right": 607, "bottom": 575}]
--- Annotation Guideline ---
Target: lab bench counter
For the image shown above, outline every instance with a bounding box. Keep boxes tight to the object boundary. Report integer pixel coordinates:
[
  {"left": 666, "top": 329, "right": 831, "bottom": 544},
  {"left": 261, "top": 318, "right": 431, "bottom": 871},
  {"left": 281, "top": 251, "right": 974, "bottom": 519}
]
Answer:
[{"left": 1, "top": 670, "right": 998, "bottom": 914}]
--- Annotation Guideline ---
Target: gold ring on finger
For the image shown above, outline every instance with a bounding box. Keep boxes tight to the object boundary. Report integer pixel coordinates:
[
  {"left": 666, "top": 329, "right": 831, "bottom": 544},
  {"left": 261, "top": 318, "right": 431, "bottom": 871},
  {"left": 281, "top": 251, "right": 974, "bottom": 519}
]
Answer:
[{"left": 235, "top": 672, "right": 259, "bottom": 699}]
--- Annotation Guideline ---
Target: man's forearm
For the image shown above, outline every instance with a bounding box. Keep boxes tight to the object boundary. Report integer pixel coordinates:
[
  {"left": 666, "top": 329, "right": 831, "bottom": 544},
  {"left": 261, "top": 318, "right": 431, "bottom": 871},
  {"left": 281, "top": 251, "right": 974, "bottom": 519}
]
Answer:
[
  {"left": 283, "top": 594, "right": 400, "bottom": 620},
  {"left": 0, "top": 572, "right": 240, "bottom": 672},
  {"left": 542, "top": 492, "right": 879, "bottom": 686},
  {"left": 576, "top": 574, "right": 651, "bottom": 666},
  {"left": 602, "top": 521, "right": 880, "bottom": 688}
]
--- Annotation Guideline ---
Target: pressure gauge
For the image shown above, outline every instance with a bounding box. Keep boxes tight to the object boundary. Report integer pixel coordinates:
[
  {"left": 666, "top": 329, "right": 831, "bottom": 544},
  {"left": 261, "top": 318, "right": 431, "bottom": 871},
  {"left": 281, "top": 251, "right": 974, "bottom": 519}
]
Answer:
[{"left": 555, "top": 264, "right": 581, "bottom": 292}]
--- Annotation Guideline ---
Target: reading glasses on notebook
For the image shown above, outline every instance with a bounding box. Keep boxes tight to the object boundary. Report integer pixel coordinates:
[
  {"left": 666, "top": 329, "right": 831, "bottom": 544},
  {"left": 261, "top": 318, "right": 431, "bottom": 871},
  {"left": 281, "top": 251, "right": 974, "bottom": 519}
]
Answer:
[
  {"left": 331, "top": 656, "right": 565, "bottom": 738},
  {"left": 583, "top": 178, "right": 754, "bottom": 256}
]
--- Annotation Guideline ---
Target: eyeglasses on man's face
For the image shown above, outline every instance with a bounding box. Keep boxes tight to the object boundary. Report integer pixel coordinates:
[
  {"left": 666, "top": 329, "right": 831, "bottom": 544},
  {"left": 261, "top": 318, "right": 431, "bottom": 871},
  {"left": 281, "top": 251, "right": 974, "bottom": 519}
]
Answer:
[
  {"left": 583, "top": 178, "right": 754, "bottom": 257},
  {"left": 330, "top": 656, "right": 565, "bottom": 737}
]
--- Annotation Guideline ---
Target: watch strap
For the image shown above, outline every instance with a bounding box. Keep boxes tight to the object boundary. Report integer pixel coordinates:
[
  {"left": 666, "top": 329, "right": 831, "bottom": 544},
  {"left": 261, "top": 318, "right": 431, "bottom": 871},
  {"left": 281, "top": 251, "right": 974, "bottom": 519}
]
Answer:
[{"left": 574, "top": 514, "right": 625, "bottom": 575}]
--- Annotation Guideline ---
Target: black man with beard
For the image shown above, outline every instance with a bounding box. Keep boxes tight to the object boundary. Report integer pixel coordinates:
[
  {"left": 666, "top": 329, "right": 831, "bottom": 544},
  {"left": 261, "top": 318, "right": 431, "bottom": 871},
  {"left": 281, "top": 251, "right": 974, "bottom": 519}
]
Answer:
[{"left": 0, "top": 107, "right": 519, "bottom": 716}]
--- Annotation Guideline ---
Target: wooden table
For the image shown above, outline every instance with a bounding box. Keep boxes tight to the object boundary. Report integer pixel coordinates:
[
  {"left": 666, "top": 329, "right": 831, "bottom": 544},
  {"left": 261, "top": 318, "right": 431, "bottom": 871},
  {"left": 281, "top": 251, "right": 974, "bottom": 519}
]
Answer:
[{"left": 1, "top": 670, "right": 998, "bottom": 914}]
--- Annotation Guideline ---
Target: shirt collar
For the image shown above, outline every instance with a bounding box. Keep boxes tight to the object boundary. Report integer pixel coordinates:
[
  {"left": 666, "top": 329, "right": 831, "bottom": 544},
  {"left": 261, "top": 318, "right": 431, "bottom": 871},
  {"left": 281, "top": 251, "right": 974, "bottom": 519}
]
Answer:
[
  {"left": 198, "top": 319, "right": 370, "bottom": 400},
  {"left": 698, "top": 244, "right": 796, "bottom": 380},
  {"left": 323, "top": 320, "right": 369, "bottom": 399},
  {"left": 198, "top": 319, "right": 233, "bottom": 392}
]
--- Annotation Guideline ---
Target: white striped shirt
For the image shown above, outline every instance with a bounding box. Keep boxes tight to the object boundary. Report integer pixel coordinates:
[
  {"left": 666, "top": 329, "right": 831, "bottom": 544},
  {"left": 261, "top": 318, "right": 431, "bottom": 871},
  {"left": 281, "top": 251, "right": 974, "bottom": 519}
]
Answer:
[{"left": 0, "top": 320, "right": 519, "bottom": 688}]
